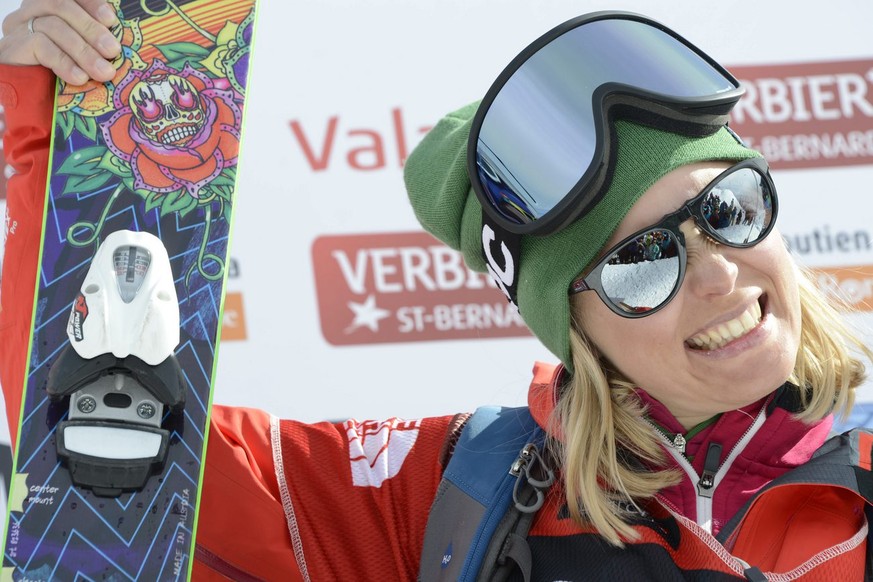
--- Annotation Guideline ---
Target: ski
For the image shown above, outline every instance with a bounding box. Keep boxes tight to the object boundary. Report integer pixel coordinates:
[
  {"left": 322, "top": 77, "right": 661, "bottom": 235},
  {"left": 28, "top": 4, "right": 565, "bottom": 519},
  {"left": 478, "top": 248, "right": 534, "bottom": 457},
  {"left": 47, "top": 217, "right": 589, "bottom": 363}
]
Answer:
[{"left": 2, "top": 0, "right": 257, "bottom": 578}]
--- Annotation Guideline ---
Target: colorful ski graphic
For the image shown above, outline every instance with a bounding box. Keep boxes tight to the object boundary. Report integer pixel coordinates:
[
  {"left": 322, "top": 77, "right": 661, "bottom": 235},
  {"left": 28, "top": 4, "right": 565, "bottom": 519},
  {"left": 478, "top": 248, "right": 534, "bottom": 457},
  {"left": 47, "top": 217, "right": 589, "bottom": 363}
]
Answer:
[{"left": 2, "top": 0, "right": 257, "bottom": 578}]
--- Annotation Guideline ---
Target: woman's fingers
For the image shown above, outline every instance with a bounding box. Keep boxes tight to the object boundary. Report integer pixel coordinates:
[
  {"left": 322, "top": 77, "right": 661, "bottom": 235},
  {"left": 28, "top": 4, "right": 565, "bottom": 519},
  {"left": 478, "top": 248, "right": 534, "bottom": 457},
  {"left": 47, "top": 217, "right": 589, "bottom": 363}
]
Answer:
[
  {"left": 33, "top": 14, "right": 117, "bottom": 81},
  {"left": 30, "top": 19, "right": 96, "bottom": 84},
  {"left": 34, "top": 0, "right": 121, "bottom": 59},
  {"left": 0, "top": 0, "right": 121, "bottom": 84},
  {"left": 31, "top": 30, "right": 90, "bottom": 84}
]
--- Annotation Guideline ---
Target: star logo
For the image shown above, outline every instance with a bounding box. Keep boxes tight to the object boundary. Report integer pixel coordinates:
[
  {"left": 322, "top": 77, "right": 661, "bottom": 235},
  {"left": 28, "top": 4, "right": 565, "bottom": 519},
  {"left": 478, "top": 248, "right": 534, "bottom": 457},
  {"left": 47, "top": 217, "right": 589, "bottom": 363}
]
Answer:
[{"left": 345, "top": 294, "right": 391, "bottom": 333}]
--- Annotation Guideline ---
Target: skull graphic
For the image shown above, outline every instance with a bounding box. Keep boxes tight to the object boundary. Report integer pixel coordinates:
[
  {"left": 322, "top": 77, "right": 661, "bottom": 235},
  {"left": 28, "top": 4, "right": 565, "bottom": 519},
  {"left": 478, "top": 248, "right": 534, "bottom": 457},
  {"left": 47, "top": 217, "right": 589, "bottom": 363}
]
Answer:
[
  {"left": 129, "top": 73, "right": 206, "bottom": 146},
  {"left": 103, "top": 61, "right": 241, "bottom": 198}
]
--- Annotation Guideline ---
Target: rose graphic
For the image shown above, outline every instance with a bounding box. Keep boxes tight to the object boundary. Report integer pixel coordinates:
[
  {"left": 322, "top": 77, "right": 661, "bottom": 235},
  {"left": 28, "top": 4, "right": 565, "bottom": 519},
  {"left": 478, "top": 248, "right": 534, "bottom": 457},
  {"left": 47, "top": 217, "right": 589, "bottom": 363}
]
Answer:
[{"left": 101, "top": 60, "right": 241, "bottom": 197}]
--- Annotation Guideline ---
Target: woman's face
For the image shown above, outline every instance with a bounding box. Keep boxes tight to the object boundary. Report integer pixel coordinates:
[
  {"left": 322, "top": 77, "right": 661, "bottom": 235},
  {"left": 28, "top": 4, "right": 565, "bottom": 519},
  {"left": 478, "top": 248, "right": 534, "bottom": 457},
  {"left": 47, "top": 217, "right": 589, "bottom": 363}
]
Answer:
[{"left": 575, "top": 162, "right": 801, "bottom": 429}]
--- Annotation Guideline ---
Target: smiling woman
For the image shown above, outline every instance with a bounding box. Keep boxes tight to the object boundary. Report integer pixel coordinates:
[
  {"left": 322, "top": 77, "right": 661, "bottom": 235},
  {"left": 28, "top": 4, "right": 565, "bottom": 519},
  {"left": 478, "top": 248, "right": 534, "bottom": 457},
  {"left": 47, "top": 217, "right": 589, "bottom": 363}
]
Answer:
[
  {"left": 573, "top": 160, "right": 802, "bottom": 427},
  {"left": 404, "top": 11, "right": 873, "bottom": 580}
]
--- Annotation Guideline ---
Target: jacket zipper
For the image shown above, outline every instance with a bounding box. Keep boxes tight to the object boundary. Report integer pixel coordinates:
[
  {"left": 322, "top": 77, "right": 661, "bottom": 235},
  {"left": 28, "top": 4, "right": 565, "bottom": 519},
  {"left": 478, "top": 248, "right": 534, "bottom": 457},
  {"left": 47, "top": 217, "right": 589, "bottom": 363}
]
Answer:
[{"left": 647, "top": 403, "right": 768, "bottom": 533}]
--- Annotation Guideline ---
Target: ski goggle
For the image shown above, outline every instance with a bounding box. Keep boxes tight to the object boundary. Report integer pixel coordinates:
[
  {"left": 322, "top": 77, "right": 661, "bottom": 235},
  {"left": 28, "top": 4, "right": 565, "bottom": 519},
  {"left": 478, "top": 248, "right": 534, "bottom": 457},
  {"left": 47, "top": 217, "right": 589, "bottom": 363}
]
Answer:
[
  {"left": 469, "top": 11, "right": 745, "bottom": 236},
  {"left": 569, "top": 158, "right": 777, "bottom": 317}
]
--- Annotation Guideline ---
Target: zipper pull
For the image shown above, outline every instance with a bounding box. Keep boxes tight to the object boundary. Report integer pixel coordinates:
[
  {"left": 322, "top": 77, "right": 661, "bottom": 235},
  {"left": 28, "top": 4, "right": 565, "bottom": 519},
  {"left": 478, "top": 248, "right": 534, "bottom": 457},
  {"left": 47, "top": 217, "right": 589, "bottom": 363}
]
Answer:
[
  {"left": 510, "top": 443, "right": 555, "bottom": 514},
  {"left": 509, "top": 443, "right": 535, "bottom": 477},
  {"left": 672, "top": 433, "right": 687, "bottom": 455},
  {"left": 697, "top": 442, "right": 722, "bottom": 497}
]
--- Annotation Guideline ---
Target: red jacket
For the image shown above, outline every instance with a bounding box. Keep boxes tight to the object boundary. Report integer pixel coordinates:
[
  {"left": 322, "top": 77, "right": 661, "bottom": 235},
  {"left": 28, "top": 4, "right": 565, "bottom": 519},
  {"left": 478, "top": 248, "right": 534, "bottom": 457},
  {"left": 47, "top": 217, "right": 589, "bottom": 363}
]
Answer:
[{"left": 0, "top": 64, "right": 868, "bottom": 581}]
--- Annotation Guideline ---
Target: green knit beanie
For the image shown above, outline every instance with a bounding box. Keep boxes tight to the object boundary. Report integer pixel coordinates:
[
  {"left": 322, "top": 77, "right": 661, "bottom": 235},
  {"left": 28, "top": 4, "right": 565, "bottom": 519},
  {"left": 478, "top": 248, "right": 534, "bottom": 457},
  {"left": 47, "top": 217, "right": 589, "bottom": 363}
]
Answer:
[{"left": 404, "top": 101, "right": 760, "bottom": 368}]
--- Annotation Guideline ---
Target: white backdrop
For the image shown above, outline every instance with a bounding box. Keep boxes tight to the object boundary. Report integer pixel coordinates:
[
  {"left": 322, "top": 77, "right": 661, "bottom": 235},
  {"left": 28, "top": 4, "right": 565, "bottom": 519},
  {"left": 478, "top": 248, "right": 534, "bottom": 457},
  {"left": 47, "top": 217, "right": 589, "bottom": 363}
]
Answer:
[{"left": 1, "top": 0, "right": 872, "bottom": 429}]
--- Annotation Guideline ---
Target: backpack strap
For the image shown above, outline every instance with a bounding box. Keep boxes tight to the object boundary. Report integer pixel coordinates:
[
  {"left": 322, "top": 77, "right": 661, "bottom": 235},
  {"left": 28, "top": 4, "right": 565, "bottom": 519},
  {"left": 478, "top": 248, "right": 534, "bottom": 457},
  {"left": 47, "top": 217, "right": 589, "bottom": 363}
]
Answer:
[{"left": 418, "top": 406, "right": 553, "bottom": 582}]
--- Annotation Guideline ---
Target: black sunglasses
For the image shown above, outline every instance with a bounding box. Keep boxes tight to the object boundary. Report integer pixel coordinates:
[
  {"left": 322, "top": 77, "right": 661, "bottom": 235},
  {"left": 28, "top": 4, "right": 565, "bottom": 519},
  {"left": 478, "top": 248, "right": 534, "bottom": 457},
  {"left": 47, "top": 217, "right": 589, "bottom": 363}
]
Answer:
[{"left": 569, "top": 158, "right": 777, "bottom": 317}]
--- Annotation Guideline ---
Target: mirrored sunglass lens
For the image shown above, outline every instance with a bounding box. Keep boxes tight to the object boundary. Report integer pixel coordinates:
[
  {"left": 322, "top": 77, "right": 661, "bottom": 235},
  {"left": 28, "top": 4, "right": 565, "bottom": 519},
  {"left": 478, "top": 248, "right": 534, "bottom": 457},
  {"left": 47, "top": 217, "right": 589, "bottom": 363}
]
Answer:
[
  {"left": 477, "top": 17, "right": 737, "bottom": 225},
  {"left": 599, "top": 229, "right": 680, "bottom": 314},
  {"left": 700, "top": 168, "right": 773, "bottom": 245}
]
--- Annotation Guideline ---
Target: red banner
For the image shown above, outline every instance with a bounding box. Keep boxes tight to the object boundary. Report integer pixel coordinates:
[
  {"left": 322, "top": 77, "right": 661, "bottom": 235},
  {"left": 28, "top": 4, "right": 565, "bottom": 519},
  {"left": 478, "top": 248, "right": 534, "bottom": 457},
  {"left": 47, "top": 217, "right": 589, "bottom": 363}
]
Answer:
[
  {"left": 729, "top": 59, "right": 873, "bottom": 169},
  {"left": 312, "top": 232, "right": 530, "bottom": 345}
]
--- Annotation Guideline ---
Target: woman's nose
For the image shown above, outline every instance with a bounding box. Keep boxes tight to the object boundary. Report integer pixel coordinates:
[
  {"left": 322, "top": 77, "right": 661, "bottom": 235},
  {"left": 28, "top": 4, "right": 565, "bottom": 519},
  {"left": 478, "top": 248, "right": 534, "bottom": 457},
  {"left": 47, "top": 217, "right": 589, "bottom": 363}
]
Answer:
[{"left": 680, "top": 221, "right": 739, "bottom": 299}]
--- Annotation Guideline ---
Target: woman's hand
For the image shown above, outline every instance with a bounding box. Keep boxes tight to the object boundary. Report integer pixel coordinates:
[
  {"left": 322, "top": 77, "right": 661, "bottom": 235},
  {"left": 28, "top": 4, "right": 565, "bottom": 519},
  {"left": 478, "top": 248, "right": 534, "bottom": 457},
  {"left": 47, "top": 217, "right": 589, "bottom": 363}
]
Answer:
[{"left": 0, "top": 0, "right": 122, "bottom": 85}]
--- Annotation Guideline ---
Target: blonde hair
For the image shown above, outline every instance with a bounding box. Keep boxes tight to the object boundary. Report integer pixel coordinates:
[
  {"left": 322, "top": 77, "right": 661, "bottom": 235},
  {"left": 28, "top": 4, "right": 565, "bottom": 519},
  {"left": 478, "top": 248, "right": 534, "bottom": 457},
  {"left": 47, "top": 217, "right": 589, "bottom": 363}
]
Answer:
[{"left": 550, "top": 265, "right": 873, "bottom": 547}]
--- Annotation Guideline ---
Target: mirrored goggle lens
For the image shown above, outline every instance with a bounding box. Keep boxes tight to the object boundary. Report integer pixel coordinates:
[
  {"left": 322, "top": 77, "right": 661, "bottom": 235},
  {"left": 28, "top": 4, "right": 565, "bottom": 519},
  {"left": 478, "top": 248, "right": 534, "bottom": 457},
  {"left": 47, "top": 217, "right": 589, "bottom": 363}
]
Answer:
[
  {"left": 476, "top": 16, "right": 738, "bottom": 226},
  {"left": 599, "top": 229, "right": 681, "bottom": 314},
  {"left": 700, "top": 167, "right": 774, "bottom": 246}
]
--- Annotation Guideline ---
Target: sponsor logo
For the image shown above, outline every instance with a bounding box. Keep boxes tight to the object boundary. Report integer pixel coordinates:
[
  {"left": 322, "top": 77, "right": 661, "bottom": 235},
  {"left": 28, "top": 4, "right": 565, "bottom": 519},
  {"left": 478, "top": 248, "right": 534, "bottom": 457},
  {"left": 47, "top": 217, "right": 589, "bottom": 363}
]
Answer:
[
  {"left": 221, "top": 292, "right": 248, "bottom": 341},
  {"left": 70, "top": 294, "right": 89, "bottom": 342},
  {"left": 784, "top": 226, "right": 872, "bottom": 257},
  {"left": 345, "top": 418, "right": 421, "bottom": 488},
  {"left": 729, "top": 59, "right": 873, "bottom": 169},
  {"left": 441, "top": 543, "right": 453, "bottom": 568},
  {"left": 482, "top": 223, "right": 516, "bottom": 304},
  {"left": 289, "top": 107, "right": 432, "bottom": 171},
  {"left": 312, "top": 232, "right": 530, "bottom": 346},
  {"left": 287, "top": 60, "right": 873, "bottom": 173},
  {"left": 813, "top": 264, "right": 873, "bottom": 311},
  {"left": 2, "top": 202, "right": 11, "bottom": 239}
]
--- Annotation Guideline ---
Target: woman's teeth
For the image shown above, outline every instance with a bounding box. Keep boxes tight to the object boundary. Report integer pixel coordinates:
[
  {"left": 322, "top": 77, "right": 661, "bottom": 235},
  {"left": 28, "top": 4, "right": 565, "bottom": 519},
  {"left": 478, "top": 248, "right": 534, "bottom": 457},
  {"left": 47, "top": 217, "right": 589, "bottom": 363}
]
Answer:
[{"left": 687, "top": 301, "right": 762, "bottom": 351}]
